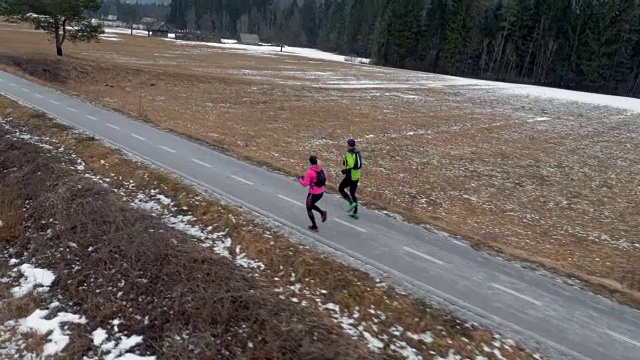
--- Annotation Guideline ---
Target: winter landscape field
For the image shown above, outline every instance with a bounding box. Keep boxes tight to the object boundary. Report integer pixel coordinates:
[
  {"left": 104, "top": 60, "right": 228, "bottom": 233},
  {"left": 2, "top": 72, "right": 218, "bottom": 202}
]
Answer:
[
  {"left": 1, "top": 19, "right": 639, "bottom": 359},
  {"left": 2, "top": 22, "right": 639, "bottom": 306},
  {"left": 0, "top": 95, "right": 539, "bottom": 359}
]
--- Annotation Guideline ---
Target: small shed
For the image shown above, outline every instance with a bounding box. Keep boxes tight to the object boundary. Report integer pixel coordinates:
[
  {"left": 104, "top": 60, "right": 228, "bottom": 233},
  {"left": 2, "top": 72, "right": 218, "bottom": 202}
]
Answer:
[
  {"left": 238, "top": 33, "right": 261, "bottom": 46},
  {"left": 151, "top": 22, "right": 173, "bottom": 38}
]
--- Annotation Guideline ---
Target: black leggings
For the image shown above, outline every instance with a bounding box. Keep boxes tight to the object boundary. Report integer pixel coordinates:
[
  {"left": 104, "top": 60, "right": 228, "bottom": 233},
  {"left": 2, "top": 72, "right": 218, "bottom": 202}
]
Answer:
[
  {"left": 306, "top": 193, "right": 324, "bottom": 227},
  {"left": 339, "top": 177, "right": 359, "bottom": 214}
]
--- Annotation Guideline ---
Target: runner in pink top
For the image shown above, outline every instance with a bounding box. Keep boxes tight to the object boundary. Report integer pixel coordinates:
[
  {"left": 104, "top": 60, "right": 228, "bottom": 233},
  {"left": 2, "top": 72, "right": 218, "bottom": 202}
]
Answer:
[{"left": 298, "top": 155, "right": 327, "bottom": 232}]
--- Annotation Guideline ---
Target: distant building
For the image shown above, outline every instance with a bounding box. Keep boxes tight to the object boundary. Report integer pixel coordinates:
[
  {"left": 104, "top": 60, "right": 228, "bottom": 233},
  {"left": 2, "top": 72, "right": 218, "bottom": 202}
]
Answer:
[
  {"left": 238, "top": 33, "right": 261, "bottom": 46},
  {"left": 151, "top": 22, "right": 173, "bottom": 38}
]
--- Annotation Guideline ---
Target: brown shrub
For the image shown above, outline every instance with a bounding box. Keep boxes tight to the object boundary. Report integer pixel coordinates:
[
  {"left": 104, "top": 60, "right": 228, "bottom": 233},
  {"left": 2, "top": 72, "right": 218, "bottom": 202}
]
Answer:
[{"left": 0, "top": 128, "right": 382, "bottom": 359}]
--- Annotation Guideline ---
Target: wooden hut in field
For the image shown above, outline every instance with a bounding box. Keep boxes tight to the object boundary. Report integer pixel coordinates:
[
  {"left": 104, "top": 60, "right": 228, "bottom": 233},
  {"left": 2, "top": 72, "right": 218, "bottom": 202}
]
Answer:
[
  {"left": 238, "top": 33, "right": 261, "bottom": 45},
  {"left": 151, "top": 22, "right": 173, "bottom": 38}
]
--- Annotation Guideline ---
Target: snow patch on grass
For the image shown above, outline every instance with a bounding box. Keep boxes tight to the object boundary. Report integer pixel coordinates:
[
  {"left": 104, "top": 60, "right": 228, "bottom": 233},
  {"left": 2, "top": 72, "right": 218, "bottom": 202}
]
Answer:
[
  {"left": 11, "top": 264, "right": 56, "bottom": 298},
  {"left": 88, "top": 325, "right": 154, "bottom": 360},
  {"left": 407, "top": 331, "right": 435, "bottom": 344},
  {"left": 92, "top": 327, "right": 109, "bottom": 346},
  {"left": 19, "top": 305, "right": 87, "bottom": 357},
  {"left": 103, "top": 27, "right": 149, "bottom": 37},
  {"left": 131, "top": 190, "right": 265, "bottom": 270},
  {"left": 169, "top": 38, "right": 371, "bottom": 64}
]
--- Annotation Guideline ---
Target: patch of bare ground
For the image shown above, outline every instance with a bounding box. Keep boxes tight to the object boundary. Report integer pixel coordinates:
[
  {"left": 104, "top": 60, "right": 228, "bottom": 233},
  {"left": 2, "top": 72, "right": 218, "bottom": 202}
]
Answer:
[
  {"left": 0, "top": 98, "right": 538, "bottom": 358},
  {"left": 1, "top": 22, "right": 639, "bottom": 312}
]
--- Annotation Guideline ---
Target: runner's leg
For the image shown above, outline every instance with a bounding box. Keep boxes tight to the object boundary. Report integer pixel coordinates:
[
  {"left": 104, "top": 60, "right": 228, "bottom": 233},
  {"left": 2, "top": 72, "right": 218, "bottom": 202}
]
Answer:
[
  {"left": 311, "top": 193, "right": 327, "bottom": 222},
  {"left": 350, "top": 180, "right": 359, "bottom": 214},
  {"left": 339, "top": 177, "right": 352, "bottom": 203},
  {"left": 311, "top": 193, "right": 324, "bottom": 213},
  {"left": 306, "top": 193, "right": 317, "bottom": 228}
]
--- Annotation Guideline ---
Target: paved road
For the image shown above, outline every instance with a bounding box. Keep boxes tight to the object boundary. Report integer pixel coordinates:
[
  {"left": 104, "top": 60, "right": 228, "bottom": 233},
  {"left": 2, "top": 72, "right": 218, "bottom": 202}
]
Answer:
[{"left": 2, "top": 71, "right": 639, "bottom": 360}]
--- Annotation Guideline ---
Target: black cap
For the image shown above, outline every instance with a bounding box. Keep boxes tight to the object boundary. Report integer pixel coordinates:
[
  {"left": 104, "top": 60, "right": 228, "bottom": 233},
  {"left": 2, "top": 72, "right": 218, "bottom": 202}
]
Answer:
[
  {"left": 309, "top": 155, "right": 318, "bottom": 165},
  {"left": 347, "top": 139, "right": 356, "bottom": 147}
]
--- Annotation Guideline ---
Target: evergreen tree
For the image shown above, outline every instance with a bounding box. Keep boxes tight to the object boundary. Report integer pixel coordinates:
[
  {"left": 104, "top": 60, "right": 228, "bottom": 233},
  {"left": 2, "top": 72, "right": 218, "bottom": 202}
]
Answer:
[
  {"left": 2, "top": 0, "right": 103, "bottom": 56},
  {"left": 301, "top": 0, "right": 318, "bottom": 46},
  {"left": 372, "top": 2, "right": 391, "bottom": 64},
  {"left": 158, "top": 0, "right": 640, "bottom": 98}
]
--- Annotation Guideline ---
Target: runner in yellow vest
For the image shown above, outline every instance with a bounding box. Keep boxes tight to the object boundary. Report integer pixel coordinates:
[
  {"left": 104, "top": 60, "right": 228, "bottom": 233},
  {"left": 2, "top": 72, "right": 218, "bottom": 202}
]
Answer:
[{"left": 339, "top": 139, "right": 362, "bottom": 219}]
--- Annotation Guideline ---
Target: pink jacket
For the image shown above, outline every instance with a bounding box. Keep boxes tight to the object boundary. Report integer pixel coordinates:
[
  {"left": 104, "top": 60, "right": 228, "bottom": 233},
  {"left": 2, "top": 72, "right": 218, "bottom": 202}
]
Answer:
[{"left": 299, "top": 165, "right": 326, "bottom": 194}]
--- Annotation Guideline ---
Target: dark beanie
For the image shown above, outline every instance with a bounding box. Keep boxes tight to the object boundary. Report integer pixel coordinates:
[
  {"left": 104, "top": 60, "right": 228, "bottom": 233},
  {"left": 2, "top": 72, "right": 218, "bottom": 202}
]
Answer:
[
  {"left": 309, "top": 155, "right": 318, "bottom": 165},
  {"left": 347, "top": 139, "right": 356, "bottom": 147}
]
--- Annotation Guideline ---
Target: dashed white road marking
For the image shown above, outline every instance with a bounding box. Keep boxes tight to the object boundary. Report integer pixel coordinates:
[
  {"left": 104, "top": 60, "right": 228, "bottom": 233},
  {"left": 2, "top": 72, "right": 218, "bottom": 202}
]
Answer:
[
  {"left": 191, "top": 158, "right": 212, "bottom": 168},
  {"left": 130, "top": 133, "right": 146, "bottom": 141},
  {"left": 277, "top": 194, "right": 302, "bottom": 207},
  {"left": 230, "top": 175, "right": 253, "bottom": 185},
  {"left": 21, "top": 88, "right": 30, "bottom": 93},
  {"left": 105, "top": 123, "right": 120, "bottom": 130},
  {"left": 67, "top": 107, "right": 77, "bottom": 112},
  {"left": 159, "top": 145, "right": 176, "bottom": 153},
  {"left": 335, "top": 218, "right": 367, "bottom": 233},
  {"left": 8, "top": 82, "right": 16, "bottom": 86},
  {"left": 35, "top": 93, "right": 44, "bottom": 98},
  {"left": 606, "top": 330, "right": 640, "bottom": 348},
  {"left": 403, "top": 246, "right": 445, "bottom": 265},
  {"left": 50, "top": 100, "right": 60, "bottom": 104},
  {"left": 491, "top": 283, "right": 542, "bottom": 306},
  {"left": 450, "top": 239, "right": 465, "bottom": 246},
  {"left": 86, "top": 115, "right": 97, "bottom": 120}
]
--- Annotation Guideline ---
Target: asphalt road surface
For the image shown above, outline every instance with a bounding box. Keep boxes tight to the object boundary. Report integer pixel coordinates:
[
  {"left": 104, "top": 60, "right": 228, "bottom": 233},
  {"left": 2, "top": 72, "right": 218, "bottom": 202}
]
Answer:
[{"left": 2, "top": 70, "right": 639, "bottom": 360}]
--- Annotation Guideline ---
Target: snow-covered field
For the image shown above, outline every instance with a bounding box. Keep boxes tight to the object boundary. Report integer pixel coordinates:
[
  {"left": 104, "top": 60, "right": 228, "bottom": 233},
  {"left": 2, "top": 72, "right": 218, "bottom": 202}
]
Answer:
[
  {"left": 101, "top": 27, "right": 150, "bottom": 38},
  {"left": 3, "top": 19, "right": 639, "bottom": 322},
  {"left": 67, "top": 28, "right": 640, "bottom": 292},
  {"left": 102, "top": 27, "right": 370, "bottom": 64},
  {"left": 102, "top": 25, "right": 639, "bottom": 112}
]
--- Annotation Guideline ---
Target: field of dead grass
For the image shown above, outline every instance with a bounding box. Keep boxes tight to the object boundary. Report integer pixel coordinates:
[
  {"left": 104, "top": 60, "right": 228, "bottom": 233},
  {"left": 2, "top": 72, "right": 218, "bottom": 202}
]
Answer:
[
  {"left": 0, "top": 98, "right": 538, "bottom": 359},
  {"left": 1, "top": 22, "right": 639, "bottom": 310},
  {"left": 0, "top": 112, "right": 381, "bottom": 359}
]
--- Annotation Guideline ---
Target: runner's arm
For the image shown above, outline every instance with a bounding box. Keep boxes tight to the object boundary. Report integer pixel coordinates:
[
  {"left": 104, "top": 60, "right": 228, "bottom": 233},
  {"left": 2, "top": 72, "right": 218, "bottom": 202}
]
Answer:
[
  {"left": 299, "top": 170, "right": 312, "bottom": 187},
  {"left": 341, "top": 154, "right": 353, "bottom": 174}
]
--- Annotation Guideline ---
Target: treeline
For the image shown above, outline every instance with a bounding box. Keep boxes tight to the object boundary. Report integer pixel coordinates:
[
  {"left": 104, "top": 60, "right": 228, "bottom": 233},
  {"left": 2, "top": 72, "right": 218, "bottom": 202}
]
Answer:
[
  {"left": 169, "top": 0, "right": 640, "bottom": 97},
  {"left": 167, "top": 0, "right": 309, "bottom": 45},
  {"left": 94, "top": 0, "right": 171, "bottom": 23},
  {"left": 371, "top": 0, "right": 640, "bottom": 97}
]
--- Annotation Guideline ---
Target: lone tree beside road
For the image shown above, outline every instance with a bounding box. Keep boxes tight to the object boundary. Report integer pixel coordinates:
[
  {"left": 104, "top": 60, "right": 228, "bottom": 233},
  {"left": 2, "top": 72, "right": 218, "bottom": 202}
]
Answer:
[{"left": 2, "top": 0, "right": 103, "bottom": 56}]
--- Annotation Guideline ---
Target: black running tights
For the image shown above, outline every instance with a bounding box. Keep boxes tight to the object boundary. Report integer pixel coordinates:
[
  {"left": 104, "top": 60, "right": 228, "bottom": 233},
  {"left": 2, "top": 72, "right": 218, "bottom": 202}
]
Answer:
[
  {"left": 339, "top": 177, "right": 359, "bottom": 214},
  {"left": 306, "top": 192, "right": 324, "bottom": 227}
]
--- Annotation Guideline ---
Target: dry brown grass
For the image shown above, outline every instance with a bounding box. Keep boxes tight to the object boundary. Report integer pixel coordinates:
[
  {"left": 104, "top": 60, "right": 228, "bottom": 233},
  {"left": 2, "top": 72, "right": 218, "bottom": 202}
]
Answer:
[
  {"left": 0, "top": 125, "right": 385, "bottom": 359},
  {"left": 0, "top": 295, "right": 39, "bottom": 323},
  {"left": 0, "top": 259, "right": 41, "bottom": 324},
  {"left": 0, "top": 177, "right": 47, "bottom": 358},
  {"left": 0, "top": 167, "right": 26, "bottom": 245},
  {"left": 0, "top": 96, "right": 538, "bottom": 358},
  {"left": 0, "top": 154, "right": 36, "bottom": 323},
  {"left": 2, "top": 20, "right": 639, "bottom": 309}
]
